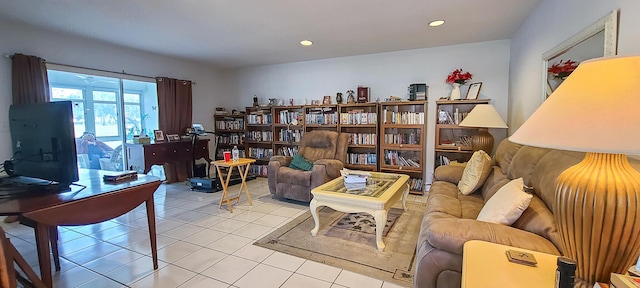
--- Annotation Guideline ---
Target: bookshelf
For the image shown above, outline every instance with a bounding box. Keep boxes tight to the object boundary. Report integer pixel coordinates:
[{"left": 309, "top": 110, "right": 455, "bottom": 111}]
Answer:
[
  {"left": 434, "top": 99, "right": 490, "bottom": 167},
  {"left": 213, "top": 114, "right": 246, "bottom": 160},
  {"left": 339, "top": 103, "right": 379, "bottom": 171},
  {"left": 245, "top": 106, "right": 274, "bottom": 177},
  {"left": 273, "top": 105, "right": 304, "bottom": 157},
  {"left": 379, "top": 101, "right": 427, "bottom": 195}
]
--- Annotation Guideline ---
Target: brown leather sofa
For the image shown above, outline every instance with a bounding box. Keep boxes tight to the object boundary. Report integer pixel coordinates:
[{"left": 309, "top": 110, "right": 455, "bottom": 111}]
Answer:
[
  {"left": 268, "top": 130, "right": 348, "bottom": 202},
  {"left": 414, "top": 139, "right": 640, "bottom": 288}
]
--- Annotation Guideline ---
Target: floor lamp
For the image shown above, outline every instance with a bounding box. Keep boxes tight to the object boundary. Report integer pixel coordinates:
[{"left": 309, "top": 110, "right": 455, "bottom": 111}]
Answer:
[
  {"left": 458, "top": 104, "right": 508, "bottom": 153},
  {"left": 509, "top": 55, "right": 640, "bottom": 287}
]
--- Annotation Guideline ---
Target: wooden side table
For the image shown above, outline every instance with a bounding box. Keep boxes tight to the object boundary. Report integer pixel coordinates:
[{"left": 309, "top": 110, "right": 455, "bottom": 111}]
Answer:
[
  {"left": 462, "top": 240, "right": 559, "bottom": 288},
  {"left": 211, "top": 158, "right": 256, "bottom": 213}
]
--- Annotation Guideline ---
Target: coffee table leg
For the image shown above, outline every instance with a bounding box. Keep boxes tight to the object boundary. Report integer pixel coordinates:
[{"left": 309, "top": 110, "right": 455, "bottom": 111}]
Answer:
[
  {"left": 402, "top": 183, "right": 409, "bottom": 211},
  {"left": 374, "top": 209, "right": 388, "bottom": 252},
  {"left": 310, "top": 199, "right": 320, "bottom": 236}
]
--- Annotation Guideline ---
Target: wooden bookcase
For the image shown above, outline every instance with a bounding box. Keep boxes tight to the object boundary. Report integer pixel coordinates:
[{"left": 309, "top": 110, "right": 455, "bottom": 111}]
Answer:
[
  {"left": 245, "top": 106, "right": 274, "bottom": 177},
  {"left": 213, "top": 114, "right": 246, "bottom": 160},
  {"left": 379, "top": 101, "right": 427, "bottom": 195},
  {"left": 272, "top": 105, "right": 304, "bottom": 157},
  {"left": 434, "top": 99, "right": 490, "bottom": 168},
  {"left": 339, "top": 103, "right": 379, "bottom": 171}
]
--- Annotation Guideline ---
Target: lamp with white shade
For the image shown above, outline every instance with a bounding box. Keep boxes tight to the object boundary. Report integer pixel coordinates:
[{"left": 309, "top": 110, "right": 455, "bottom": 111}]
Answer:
[
  {"left": 458, "top": 104, "right": 508, "bottom": 153},
  {"left": 509, "top": 55, "right": 640, "bottom": 287}
]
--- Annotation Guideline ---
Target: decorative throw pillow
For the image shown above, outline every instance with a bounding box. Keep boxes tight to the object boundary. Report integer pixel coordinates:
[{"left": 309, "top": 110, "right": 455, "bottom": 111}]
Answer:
[
  {"left": 476, "top": 178, "right": 533, "bottom": 225},
  {"left": 458, "top": 150, "right": 492, "bottom": 195},
  {"left": 289, "top": 154, "right": 314, "bottom": 171}
]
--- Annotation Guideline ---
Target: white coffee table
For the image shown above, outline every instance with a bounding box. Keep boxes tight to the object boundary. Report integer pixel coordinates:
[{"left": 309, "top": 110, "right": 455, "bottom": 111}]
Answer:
[{"left": 309, "top": 172, "right": 409, "bottom": 252}]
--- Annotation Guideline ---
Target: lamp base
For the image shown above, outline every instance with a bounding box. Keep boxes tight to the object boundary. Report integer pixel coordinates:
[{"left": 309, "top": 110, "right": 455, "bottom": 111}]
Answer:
[
  {"left": 471, "top": 128, "right": 494, "bottom": 153},
  {"left": 556, "top": 153, "right": 640, "bottom": 286}
]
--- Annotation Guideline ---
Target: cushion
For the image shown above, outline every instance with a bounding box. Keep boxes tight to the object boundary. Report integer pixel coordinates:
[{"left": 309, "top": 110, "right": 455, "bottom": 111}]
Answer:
[
  {"left": 476, "top": 178, "right": 533, "bottom": 225},
  {"left": 289, "top": 154, "right": 314, "bottom": 171},
  {"left": 457, "top": 150, "right": 492, "bottom": 195}
]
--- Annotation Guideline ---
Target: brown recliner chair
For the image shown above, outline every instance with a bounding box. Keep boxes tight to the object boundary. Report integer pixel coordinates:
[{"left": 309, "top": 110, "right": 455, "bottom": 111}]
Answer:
[{"left": 268, "top": 130, "right": 348, "bottom": 202}]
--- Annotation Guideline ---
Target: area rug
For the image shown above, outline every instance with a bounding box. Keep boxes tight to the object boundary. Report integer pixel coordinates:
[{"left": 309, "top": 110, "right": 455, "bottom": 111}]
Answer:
[
  {"left": 331, "top": 211, "right": 399, "bottom": 235},
  {"left": 254, "top": 201, "right": 426, "bottom": 287}
]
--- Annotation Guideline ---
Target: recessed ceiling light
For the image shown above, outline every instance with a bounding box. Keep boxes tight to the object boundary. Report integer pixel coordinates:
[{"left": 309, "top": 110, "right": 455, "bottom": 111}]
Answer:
[
  {"left": 429, "top": 20, "right": 445, "bottom": 27},
  {"left": 300, "top": 40, "right": 313, "bottom": 46}
]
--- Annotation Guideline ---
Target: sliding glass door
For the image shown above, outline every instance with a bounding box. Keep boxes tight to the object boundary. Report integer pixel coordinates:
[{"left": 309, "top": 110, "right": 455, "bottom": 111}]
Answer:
[{"left": 48, "top": 70, "right": 158, "bottom": 171}]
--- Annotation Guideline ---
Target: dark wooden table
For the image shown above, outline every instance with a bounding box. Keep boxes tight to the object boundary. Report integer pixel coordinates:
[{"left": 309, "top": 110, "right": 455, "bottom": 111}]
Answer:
[{"left": 0, "top": 169, "right": 162, "bottom": 288}]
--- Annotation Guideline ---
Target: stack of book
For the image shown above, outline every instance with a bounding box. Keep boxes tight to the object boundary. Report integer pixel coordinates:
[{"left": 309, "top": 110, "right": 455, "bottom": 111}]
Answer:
[{"left": 344, "top": 174, "right": 368, "bottom": 190}]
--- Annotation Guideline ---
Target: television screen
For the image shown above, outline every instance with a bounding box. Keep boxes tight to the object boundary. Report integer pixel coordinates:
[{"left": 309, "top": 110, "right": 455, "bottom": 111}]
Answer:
[{"left": 8, "top": 101, "right": 79, "bottom": 186}]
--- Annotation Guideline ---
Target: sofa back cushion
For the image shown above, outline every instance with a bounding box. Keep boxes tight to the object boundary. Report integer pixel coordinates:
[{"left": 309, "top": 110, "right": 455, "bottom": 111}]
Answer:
[
  {"left": 493, "top": 139, "right": 522, "bottom": 175},
  {"left": 507, "top": 145, "right": 552, "bottom": 187}
]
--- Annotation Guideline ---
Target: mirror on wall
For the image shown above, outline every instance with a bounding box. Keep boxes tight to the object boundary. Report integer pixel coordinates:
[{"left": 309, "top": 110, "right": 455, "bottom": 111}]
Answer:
[{"left": 541, "top": 9, "right": 619, "bottom": 102}]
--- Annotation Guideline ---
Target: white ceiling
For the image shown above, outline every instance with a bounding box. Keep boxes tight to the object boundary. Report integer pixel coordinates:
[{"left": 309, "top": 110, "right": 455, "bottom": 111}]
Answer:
[{"left": 0, "top": 0, "right": 542, "bottom": 69}]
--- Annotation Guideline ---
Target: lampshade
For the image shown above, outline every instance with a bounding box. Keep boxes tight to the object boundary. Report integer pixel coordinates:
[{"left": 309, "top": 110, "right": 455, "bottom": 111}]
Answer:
[
  {"left": 510, "top": 55, "right": 640, "bottom": 154},
  {"left": 458, "top": 104, "right": 508, "bottom": 128}
]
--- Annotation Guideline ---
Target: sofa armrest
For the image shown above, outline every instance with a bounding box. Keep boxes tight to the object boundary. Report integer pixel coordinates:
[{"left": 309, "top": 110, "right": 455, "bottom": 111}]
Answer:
[
  {"left": 269, "top": 155, "right": 292, "bottom": 167},
  {"left": 313, "top": 159, "right": 344, "bottom": 179},
  {"left": 268, "top": 156, "right": 292, "bottom": 194},
  {"left": 423, "top": 218, "right": 561, "bottom": 256},
  {"left": 433, "top": 165, "right": 466, "bottom": 184}
]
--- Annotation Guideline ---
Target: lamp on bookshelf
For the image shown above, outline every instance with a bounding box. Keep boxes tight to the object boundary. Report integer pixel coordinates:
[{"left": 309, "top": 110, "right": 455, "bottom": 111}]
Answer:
[
  {"left": 458, "top": 104, "right": 508, "bottom": 153},
  {"left": 509, "top": 56, "right": 640, "bottom": 287}
]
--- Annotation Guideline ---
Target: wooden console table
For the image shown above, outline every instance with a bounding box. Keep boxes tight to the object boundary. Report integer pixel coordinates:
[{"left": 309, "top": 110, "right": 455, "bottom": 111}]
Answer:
[
  {"left": 0, "top": 169, "right": 162, "bottom": 288},
  {"left": 127, "top": 139, "right": 212, "bottom": 182}
]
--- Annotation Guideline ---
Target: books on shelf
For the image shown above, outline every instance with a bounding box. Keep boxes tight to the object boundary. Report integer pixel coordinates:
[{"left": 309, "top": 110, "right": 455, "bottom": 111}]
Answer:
[
  {"left": 348, "top": 133, "right": 377, "bottom": 145},
  {"left": 382, "top": 109, "right": 424, "bottom": 125},
  {"left": 340, "top": 110, "right": 377, "bottom": 125},
  {"left": 247, "top": 113, "right": 272, "bottom": 124},
  {"left": 279, "top": 146, "right": 298, "bottom": 157},
  {"left": 347, "top": 152, "right": 377, "bottom": 165},
  {"left": 216, "top": 134, "right": 243, "bottom": 145},
  {"left": 384, "top": 132, "right": 419, "bottom": 145},
  {"left": 384, "top": 150, "right": 420, "bottom": 167},
  {"left": 305, "top": 107, "right": 338, "bottom": 125},
  {"left": 247, "top": 131, "right": 273, "bottom": 142},
  {"left": 279, "top": 129, "right": 302, "bottom": 143},
  {"left": 409, "top": 178, "right": 423, "bottom": 191},
  {"left": 248, "top": 148, "right": 273, "bottom": 159},
  {"left": 249, "top": 165, "right": 268, "bottom": 176},
  {"left": 277, "top": 110, "right": 302, "bottom": 125},
  {"left": 215, "top": 119, "right": 244, "bottom": 130}
]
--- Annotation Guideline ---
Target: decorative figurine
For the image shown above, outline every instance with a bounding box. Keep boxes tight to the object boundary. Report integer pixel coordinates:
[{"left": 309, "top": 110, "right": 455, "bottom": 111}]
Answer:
[
  {"left": 269, "top": 98, "right": 277, "bottom": 106},
  {"left": 346, "top": 90, "right": 355, "bottom": 104},
  {"left": 336, "top": 92, "right": 343, "bottom": 104},
  {"left": 253, "top": 96, "right": 259, "bottom": 107},
  {"left": 278, "top": 99, "right": 285, "bottom": 106}
]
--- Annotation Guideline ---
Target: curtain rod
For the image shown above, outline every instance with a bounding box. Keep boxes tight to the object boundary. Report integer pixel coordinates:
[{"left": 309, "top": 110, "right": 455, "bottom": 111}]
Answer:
[{"left": 4, "top": 53, "right": 197, "bottom": 85}]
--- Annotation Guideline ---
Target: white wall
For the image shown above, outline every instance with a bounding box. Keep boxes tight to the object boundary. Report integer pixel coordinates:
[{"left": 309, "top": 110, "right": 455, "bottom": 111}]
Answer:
[
  {"left": 0, "top": 19, "right": 231, "bottom": 159},
  {"left": 228, "top": 40, "right": 511, "bottom": 183},
  {"left": 509, "top": 0, "right": 640, "bottom": 132}
]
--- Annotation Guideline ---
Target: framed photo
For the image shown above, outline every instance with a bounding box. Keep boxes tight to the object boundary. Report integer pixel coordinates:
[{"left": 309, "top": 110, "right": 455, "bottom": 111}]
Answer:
[
  {"left": 166, "top": 134, "right": 180, "bottom": 141},
  {"left": 153, "top": 130, "right": 165, "bottom": 141},
  {"left": 466, "top": 82, "right": 482, "bottom": 100},
  {"left": 323, "top": 96, "right": 331, "bottom": 105},
  {"left": 311, "top": 100, "right": 321, "bottom": 105}
]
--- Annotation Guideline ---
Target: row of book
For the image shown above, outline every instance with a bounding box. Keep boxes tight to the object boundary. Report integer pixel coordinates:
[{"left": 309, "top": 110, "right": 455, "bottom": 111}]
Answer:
[
  {"left": 409, "top": 177, "right": 424, "bottom": 192},
  {"left": 437, "top": 155, "right": 452, "bottom": 166},
  {"left": 340, "top": 111, "right": 377, "bottom": 125},
  {"left": 215, "top": 119, "right": 244, "bottom": 130},
  {"left": 347, "top": 133, "right": 377, "bottom": 145},
  {"left": 279, "top": 129, "right": 303, "bottom": 143},
  {"left": 216, "top": 134, "right": 243, "bottom": 145},
  {"left": 384, "top": 132, "right": 420, "bottom": 145},
  {"left": 382, "top": 110, "right": 425, "bottom": 125},
  {"left": 216, "top": 149, "right": 246, "bottom": 159},
  {"left": 384, "top": 151, "right": 420, "bottom": 167},
  {"left": 347, "top": 153, "right": 377, "bottom": 165},
  {"left": 276, "top": 110, "right": 303, "bottom": 125},
  {"left": 247, "top": 114, "right": 273, "bottom": 124},
  {"left": 278, "top": 146, "right": 299, "bottom": 157},
  {"left": 248, "top": 148, "right": 274, "bottom": 159},
  {"left": 249, "top": 165, "right": 268, "bottom": 177},
  {"left": 438, "top": 109, "right": 469, "bottom": 125},
  {"left": 305, "top": 112, "right": 339, "bottom": 125},
  {"left": 247, "top": 131, "right": 273, "bottom": 142}
]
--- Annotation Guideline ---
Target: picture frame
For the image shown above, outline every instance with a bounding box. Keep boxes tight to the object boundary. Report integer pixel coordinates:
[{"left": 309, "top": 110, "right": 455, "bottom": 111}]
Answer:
[
  {"left": 323, "top": 96, "right": 331, "bottom": 105},
  {"left": 466, "top": 82, "right": 482, "bottom": 100},
  {"left": 311, "top": 100, "right": 321, "bottom": 105},
  {"left": 166, "top": 134, "right": 180, "bottom": 141},
  {"left": 153, "top": 130, "right": 165, "bottom": 141}
]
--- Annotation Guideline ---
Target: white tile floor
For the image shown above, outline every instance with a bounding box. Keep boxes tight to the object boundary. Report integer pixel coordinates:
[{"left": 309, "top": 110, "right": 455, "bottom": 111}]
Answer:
[{"left": 1, "top": 178, "right": 426, "bottom": 288}]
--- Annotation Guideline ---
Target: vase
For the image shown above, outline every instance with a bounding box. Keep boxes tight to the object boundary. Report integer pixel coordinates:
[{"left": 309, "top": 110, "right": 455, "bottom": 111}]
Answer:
[{"left": 450, "top": 83, "right": 462, "bottom": 100}]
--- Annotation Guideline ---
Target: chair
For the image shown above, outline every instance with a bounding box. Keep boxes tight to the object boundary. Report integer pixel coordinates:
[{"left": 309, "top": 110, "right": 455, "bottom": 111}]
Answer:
[
  {"left": 0, "top": 226, "right": 47, "bottom": 288},
  {"left": 268, "top": 130, "right": 348, "bottom": 202}
]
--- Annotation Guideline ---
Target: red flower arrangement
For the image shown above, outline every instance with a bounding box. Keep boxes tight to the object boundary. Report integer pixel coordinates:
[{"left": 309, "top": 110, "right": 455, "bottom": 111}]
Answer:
[
  {"left": 446, "top": 69, "right": 473, "bottom": 85},
  {"left": 548, "top": 59, "right": 578, "bottom": 80}
]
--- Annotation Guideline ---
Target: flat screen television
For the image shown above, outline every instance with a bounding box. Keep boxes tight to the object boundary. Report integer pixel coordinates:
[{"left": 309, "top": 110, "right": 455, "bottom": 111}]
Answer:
[{"left": 7, "top": 101, "right": 79, "bottom": 187}]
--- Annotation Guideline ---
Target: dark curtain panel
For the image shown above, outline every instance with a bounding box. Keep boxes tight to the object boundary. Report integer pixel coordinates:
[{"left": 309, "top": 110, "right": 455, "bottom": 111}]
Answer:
[
  {"left": 12, "top": 53, "right": 50, "bottom": 104},
  {"left": 156, "top": 77, "right": 193, "bottom": 183}
]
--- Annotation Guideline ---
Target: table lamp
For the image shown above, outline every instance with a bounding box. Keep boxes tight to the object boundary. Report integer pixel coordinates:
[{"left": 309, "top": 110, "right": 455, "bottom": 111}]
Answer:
[
  {"left": 509, "top": 55, "right": 640, "bottom": 287},
  {"left": 458, "top": 104, "right": 508, "bottom": 153}
]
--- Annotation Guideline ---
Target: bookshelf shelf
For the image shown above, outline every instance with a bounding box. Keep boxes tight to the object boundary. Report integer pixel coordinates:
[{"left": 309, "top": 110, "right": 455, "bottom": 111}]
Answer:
[{"left": 339, "top": 103, "right": 379, "bottom": 172}]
